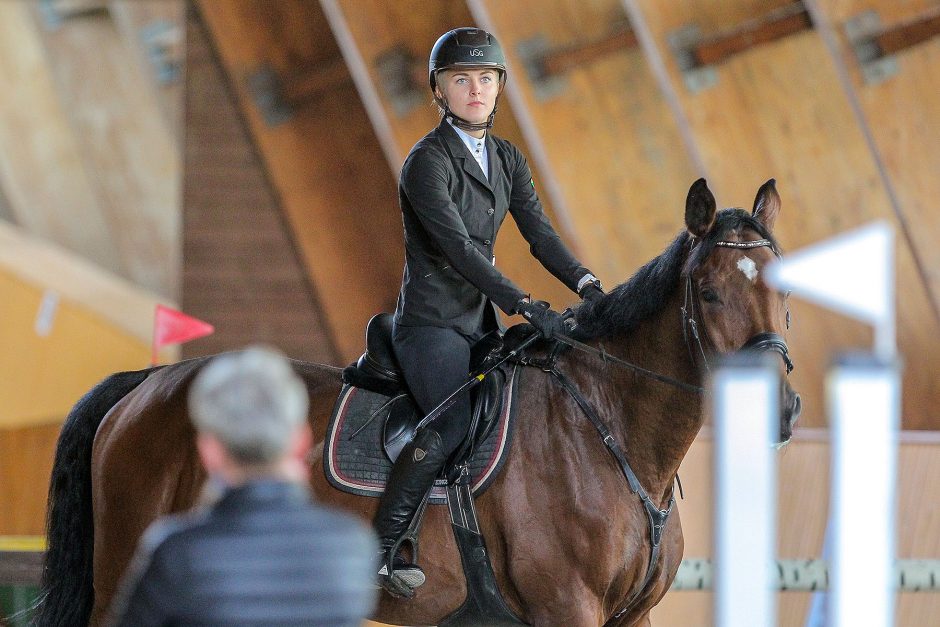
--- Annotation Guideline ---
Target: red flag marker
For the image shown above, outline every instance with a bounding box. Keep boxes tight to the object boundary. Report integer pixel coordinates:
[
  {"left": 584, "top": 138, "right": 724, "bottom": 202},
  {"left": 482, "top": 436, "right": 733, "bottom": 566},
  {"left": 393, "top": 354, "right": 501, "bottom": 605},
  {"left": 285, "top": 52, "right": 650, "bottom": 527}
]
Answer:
[{"left": 152, "top": 305, "right": 214, "bottom": 365}]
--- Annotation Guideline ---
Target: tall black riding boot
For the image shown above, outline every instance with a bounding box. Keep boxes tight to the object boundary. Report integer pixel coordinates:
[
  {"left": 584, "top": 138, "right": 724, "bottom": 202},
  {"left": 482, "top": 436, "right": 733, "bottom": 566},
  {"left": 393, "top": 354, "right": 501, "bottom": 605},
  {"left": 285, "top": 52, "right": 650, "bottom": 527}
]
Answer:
[{"left": 373, "top": 427, "right": 449, "bottom": 598}]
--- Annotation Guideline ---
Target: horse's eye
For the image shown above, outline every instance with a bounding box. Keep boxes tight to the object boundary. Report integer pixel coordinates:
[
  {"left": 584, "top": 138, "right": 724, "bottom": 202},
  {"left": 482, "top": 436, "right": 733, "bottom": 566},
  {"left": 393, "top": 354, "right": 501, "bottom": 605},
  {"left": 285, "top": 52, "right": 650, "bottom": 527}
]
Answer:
[{"left": 700, "top": 287, "right": 720, "bottom": 304}]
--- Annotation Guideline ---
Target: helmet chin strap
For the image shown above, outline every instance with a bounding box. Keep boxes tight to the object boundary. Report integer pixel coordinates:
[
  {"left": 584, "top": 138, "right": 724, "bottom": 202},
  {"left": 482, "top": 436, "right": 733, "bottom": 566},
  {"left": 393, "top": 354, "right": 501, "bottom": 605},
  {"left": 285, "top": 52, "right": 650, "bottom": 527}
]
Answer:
[
  {"left": 434, "top": 77, "right": 505, "bottom": 133},
  {"left": 444, "top": 102, "right": 498, "bottom": 132}
]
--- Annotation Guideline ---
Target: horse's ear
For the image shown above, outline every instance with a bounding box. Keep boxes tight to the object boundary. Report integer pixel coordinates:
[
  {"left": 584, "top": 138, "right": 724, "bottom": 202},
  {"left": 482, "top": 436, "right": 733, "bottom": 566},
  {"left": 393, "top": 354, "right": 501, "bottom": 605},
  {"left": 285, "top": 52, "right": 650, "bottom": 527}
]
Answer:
[
  {"left": 685, "top": 178, "right": 716, "bottom": 238},
  {"left": 752, "top": 178, "right": 781, "bottom": 231}
]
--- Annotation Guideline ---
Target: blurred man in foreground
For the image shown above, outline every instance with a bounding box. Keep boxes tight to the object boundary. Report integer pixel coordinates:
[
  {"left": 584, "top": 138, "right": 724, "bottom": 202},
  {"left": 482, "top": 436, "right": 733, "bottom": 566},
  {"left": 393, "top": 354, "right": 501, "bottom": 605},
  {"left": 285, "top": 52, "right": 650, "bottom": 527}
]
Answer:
[{"left": 107, "top": 346, "right": 377, "bottom": 626}]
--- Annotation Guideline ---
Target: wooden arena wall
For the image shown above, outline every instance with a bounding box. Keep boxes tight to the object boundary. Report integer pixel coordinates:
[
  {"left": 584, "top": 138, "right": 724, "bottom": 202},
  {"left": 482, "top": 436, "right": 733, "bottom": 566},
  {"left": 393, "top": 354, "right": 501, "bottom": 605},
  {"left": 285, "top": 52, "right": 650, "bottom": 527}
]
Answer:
[
  {"left": 652, "top": 431, "right": 940, "bottom": 627},
  {"left": 0, "top": 222, "right": 171, "bottom": 535},
  {"left": 2, "top": 0, "right": 935, "bottom": 425}
]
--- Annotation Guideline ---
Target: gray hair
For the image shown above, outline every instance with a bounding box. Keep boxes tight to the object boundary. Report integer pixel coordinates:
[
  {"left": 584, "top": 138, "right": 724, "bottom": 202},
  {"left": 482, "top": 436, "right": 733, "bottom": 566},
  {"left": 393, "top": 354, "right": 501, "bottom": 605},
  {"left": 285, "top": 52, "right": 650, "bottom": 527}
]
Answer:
[{"left": 188, "top": 347, "right": 309, "bottom": 464}]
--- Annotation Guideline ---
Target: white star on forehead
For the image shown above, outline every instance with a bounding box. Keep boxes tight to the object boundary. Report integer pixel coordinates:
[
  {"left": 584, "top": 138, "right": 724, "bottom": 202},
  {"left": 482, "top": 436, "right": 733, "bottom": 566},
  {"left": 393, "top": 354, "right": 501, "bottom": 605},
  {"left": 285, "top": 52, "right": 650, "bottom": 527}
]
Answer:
[{"left": 737, "top": 256, "right": 758, "bottom": 282}]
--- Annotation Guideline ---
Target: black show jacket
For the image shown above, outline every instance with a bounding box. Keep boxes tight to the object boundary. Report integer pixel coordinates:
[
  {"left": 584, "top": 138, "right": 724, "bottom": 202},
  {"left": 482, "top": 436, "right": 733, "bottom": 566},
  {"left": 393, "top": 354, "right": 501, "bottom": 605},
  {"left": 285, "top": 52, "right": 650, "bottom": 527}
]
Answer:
[{"left": 394, "top": 121, "right": 590, "bottom": 334}]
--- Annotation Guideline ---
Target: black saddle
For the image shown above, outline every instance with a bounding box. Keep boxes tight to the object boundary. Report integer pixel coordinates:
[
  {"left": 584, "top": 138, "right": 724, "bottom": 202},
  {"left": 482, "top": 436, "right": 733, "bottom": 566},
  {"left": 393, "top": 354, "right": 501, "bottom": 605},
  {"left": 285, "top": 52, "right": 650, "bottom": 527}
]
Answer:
[{"left": 342, "top": 313, "right": 506, "bottom": 466}]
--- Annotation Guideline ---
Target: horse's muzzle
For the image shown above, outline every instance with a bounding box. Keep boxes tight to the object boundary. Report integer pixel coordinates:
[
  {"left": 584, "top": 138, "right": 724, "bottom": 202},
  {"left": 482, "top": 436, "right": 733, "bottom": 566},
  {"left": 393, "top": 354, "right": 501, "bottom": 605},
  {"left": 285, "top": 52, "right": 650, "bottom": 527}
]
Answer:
[{"left": 778, "top": 385, "right": 801, "bottom": 444}]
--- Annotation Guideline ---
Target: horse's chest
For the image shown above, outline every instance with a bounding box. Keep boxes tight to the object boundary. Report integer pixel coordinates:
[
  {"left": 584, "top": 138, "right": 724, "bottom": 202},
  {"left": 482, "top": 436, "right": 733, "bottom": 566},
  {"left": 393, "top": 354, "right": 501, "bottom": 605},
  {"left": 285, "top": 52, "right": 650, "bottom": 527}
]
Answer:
[{"left": 613, "top": 500, "right": 682, "bottom": 585}]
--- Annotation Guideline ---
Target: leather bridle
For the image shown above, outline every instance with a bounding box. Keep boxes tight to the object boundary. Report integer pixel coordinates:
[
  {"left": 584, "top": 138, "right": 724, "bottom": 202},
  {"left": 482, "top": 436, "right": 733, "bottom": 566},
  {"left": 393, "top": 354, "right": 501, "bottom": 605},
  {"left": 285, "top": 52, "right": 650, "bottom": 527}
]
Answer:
[{"left": 682, "top": 237, "right": 795, "bottom": 377}]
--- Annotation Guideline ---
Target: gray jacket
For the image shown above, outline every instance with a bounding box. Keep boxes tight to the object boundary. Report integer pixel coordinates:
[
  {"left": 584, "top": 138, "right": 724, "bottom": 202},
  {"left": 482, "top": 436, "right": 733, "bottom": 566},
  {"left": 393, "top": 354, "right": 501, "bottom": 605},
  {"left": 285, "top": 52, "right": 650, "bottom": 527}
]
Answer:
[
  {"left": 106, "top": 481, "right": 377, "bottom": 626},
  {"left": 394, "top": 121, "right": 590, "bottom": 334}
]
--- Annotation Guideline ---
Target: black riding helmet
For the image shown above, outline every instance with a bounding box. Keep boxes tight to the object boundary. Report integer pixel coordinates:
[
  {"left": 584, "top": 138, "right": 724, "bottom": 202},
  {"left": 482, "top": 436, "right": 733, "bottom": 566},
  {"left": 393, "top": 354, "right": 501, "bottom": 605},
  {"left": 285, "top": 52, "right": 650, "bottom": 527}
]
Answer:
[{"left": 429, "top": 27, "right": 506, "bottom": 132}]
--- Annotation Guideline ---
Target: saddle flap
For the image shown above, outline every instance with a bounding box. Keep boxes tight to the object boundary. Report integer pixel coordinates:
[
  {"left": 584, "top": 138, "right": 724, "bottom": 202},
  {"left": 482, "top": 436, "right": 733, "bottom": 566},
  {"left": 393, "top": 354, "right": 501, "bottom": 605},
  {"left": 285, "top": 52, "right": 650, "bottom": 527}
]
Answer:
[
  {"left": 358, "top": 313, "right": 401, "bottom": 380},
  {"left": 382, "top": 395, "right": 421, "bottom": 463},
  {"left": 383, "top": 367, "right": 506, "bottom": 467},
  {"left": 325, "top": 364, "right": 522, "bottom": 504}
]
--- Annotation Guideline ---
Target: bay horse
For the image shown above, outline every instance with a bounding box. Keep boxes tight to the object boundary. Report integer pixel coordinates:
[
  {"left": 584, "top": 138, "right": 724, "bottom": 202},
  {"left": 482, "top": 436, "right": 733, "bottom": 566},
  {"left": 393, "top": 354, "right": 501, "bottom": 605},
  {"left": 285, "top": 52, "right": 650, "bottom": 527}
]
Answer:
[{"left": 36, "top": 178, "right": 800, "bottom": 627}]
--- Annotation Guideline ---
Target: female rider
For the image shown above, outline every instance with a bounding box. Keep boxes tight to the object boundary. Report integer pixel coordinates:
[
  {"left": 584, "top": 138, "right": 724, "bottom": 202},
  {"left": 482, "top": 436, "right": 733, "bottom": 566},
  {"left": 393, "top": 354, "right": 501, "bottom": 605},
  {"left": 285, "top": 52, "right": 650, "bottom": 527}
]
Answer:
[{"left": 374, "top": 27, "right": 604, "bottom": 598}]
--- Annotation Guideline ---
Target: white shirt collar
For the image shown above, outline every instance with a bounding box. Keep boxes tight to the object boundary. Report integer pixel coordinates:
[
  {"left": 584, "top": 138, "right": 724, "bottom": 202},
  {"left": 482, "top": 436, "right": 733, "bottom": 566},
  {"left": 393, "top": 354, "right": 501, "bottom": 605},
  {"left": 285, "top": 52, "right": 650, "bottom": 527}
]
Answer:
[{"left": 448, "top": 121, "right": 486, "bottom": 154}]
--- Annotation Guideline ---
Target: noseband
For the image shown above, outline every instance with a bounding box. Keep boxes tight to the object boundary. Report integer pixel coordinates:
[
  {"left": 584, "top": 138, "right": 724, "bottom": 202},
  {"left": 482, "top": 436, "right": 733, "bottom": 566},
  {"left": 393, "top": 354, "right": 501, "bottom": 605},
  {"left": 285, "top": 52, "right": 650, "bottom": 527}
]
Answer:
[{"left": 682, "top": 238, "right": 795, "bottom": 375}]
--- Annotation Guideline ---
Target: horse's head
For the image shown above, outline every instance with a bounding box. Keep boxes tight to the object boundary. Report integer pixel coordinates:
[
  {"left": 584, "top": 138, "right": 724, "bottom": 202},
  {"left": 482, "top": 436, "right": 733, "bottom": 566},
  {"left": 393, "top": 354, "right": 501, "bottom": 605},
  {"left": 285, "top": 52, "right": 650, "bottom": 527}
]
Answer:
[{"left": 684, "top": 178, "right": 801, "bottom": 444}]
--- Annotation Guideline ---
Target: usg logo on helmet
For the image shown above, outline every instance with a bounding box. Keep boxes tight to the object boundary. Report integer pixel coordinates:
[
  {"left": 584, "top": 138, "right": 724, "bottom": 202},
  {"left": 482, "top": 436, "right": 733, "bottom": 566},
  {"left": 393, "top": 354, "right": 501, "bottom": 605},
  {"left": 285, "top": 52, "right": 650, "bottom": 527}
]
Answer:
[{"left": 470, "top": 49, "right": 484, "bottom": 56}]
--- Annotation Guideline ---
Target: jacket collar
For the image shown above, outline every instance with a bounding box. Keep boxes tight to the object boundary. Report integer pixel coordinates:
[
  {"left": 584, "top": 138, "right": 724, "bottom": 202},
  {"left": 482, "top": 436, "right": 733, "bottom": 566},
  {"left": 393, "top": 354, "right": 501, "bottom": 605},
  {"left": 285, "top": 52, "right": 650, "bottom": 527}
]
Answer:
[
  {"left": 436, "top": 120, "right": 501, "bottom": 195},
  {"left": 215, "top": 480, "right": 310, "bottom": 511}
]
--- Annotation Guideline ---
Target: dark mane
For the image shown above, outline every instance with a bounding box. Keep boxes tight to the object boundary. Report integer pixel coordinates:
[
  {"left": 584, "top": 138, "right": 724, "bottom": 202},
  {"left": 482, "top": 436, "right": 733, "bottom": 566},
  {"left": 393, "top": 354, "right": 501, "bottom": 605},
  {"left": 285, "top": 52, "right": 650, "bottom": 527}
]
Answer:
[{"left": 574, "top": 208, "right": 779, "bottom": 340}]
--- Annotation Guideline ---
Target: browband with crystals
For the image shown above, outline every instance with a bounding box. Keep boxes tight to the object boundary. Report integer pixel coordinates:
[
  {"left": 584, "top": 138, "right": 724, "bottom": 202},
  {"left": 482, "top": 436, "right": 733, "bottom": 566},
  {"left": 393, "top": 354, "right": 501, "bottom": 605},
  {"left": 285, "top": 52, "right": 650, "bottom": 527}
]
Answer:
[
  {"left": 715, "top": 238, "right": 781, "bottom": 258},
  {"left": 714, "top": 239, "right": 774, "bottom": 249}
]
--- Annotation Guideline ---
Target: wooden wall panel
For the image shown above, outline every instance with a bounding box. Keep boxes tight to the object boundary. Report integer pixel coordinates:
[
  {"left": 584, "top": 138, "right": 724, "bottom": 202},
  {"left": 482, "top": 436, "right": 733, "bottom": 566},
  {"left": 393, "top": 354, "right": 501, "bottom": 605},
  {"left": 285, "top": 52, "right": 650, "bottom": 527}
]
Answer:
[
  {"left": 0, "top": 2, "right": 122, "bottom": 274},
  {"left": 626, "top": 1, "right": 940, "bottom": 430},
  {"left": 650, "top": 432, "right": 940, "bottom": 626},
  {"left": 324, "top": 0, "right": 580, "bottom": 314},
  {"left": 108, "top": 0, "right": 185, "bottom": 145},
  {"left": 0, "top": 425, "right": 60, "bottom": 536},
  {"left": 195, "top": 0, "right": 403, "bottom": 362},
  {"left": 0, "top": 222, "right": 168, "bottom": 430},
  {"left": 28, "top": 3, "right": 181, "bottom": 298},
  {"left": 182, "top": 6, "right": 338, "bottom": 363},
  {"left": 814, "top": 0, "right": 940, "bottom": 318},
  {"left": 473, "top": 0, "right": 701, "bottom": 283}
]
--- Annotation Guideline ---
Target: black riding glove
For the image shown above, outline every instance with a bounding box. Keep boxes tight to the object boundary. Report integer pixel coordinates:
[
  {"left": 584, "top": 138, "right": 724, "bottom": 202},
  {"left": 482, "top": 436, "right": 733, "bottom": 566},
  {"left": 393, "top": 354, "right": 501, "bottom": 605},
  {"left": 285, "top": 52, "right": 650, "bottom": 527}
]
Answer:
[
  {"left": 514, "top": 300, "right": 567, "bottom": 339},
  {"left": 579, "top": 284, "right": 605, "bottom": 303}
]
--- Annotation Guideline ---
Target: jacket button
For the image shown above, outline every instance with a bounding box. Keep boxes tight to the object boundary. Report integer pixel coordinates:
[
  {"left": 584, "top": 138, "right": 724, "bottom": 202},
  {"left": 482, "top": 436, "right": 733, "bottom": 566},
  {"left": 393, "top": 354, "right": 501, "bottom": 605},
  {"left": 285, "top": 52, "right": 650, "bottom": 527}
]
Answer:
[
  {"left": 484, "top": 239, "right": 491, "bottom": 245},
  {"left": 487, "top": 208, "right": 495, "bottom": 215}
]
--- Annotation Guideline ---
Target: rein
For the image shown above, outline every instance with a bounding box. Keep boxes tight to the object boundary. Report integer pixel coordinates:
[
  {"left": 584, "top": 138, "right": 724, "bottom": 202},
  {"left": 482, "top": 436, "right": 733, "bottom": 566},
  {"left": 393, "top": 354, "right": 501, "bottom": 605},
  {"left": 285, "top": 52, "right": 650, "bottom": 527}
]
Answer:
[{"left": 551, "top": 334, "right": 704, "bottom": 394}]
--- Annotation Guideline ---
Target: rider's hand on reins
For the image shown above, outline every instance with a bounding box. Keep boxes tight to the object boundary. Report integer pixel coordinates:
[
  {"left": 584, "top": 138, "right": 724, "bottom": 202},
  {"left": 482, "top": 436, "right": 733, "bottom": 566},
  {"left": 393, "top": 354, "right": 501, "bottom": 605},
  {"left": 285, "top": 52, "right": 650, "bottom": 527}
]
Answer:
[{"left": 515, "top": 299, "right": 567, "bottom": 339}]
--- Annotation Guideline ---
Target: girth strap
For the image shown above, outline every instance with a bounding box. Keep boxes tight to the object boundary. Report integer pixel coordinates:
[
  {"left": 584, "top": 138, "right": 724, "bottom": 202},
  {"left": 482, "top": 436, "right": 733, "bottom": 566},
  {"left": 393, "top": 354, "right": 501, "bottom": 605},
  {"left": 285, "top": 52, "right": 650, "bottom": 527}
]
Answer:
[{"left": 546, "top": 367, "right": 674, "bottom": 618}]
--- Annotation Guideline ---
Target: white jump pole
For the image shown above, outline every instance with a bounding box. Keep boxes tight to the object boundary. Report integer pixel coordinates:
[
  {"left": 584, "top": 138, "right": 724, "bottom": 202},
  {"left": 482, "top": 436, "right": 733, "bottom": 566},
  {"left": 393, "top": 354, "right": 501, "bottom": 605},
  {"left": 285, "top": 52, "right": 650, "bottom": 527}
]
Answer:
[
  {"left": 712, "top": 354, "right": 778, "bottom": 627},
  {"left": 828, "top": 355, "right": 900, "bottom": 627},
  {"left": 766, "top": 221, "right": 898, "bottom": 627}
]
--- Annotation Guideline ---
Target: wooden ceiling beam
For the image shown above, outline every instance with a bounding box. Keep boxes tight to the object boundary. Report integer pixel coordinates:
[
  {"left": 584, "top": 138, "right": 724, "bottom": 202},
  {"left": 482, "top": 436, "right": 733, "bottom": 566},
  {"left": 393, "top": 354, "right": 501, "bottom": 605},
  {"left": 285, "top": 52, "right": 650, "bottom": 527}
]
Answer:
[
  {"left": 870, "top": 8, "right": 940, "bottom": 57},
  {"left": 284, "top": 56, "right": 353, "bottom": 101},
  {"left": 246, "top": 55, "right": 354, "bottom": 126},
  {"left": 0, "top": 1, "right": 123, "bottom": 273},
  {"left": 40, "top": 0, "right": 110, "bottom": 24},
  {"left": 525, "top": 2, "right": 939, "bottom": 80},
  {"left": 521, "top": 2, "right": 815, "bottom": 81},
  {"left": 691, "top": 2, "right": 812, "bottom": 67},
  {"left": 538, "top": 23, "right": 638, "bottom": 78}
]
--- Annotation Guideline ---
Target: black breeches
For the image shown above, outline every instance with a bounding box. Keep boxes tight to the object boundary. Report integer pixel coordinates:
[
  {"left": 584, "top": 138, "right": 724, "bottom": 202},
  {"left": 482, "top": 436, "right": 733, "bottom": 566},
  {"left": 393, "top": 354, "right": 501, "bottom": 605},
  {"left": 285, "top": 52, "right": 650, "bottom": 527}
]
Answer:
[{"left": 391, "top": 324, "right": 480, "bottom": 455}]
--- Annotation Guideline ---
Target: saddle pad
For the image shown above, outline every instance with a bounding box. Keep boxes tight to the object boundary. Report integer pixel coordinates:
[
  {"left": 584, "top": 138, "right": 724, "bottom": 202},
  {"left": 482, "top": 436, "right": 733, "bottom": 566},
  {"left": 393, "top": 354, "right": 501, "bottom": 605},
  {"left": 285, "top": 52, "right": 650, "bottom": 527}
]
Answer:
[{"left": 324, "top": 364, "right": 521, "bottom": 504}]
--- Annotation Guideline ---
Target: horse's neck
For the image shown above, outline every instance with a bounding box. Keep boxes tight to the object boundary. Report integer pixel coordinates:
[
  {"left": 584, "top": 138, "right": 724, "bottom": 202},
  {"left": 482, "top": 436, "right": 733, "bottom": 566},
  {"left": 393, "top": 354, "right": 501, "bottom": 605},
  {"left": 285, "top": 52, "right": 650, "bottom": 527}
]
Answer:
[{"left": 575, "top": 293, "right": 704, "bottom": 500}]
